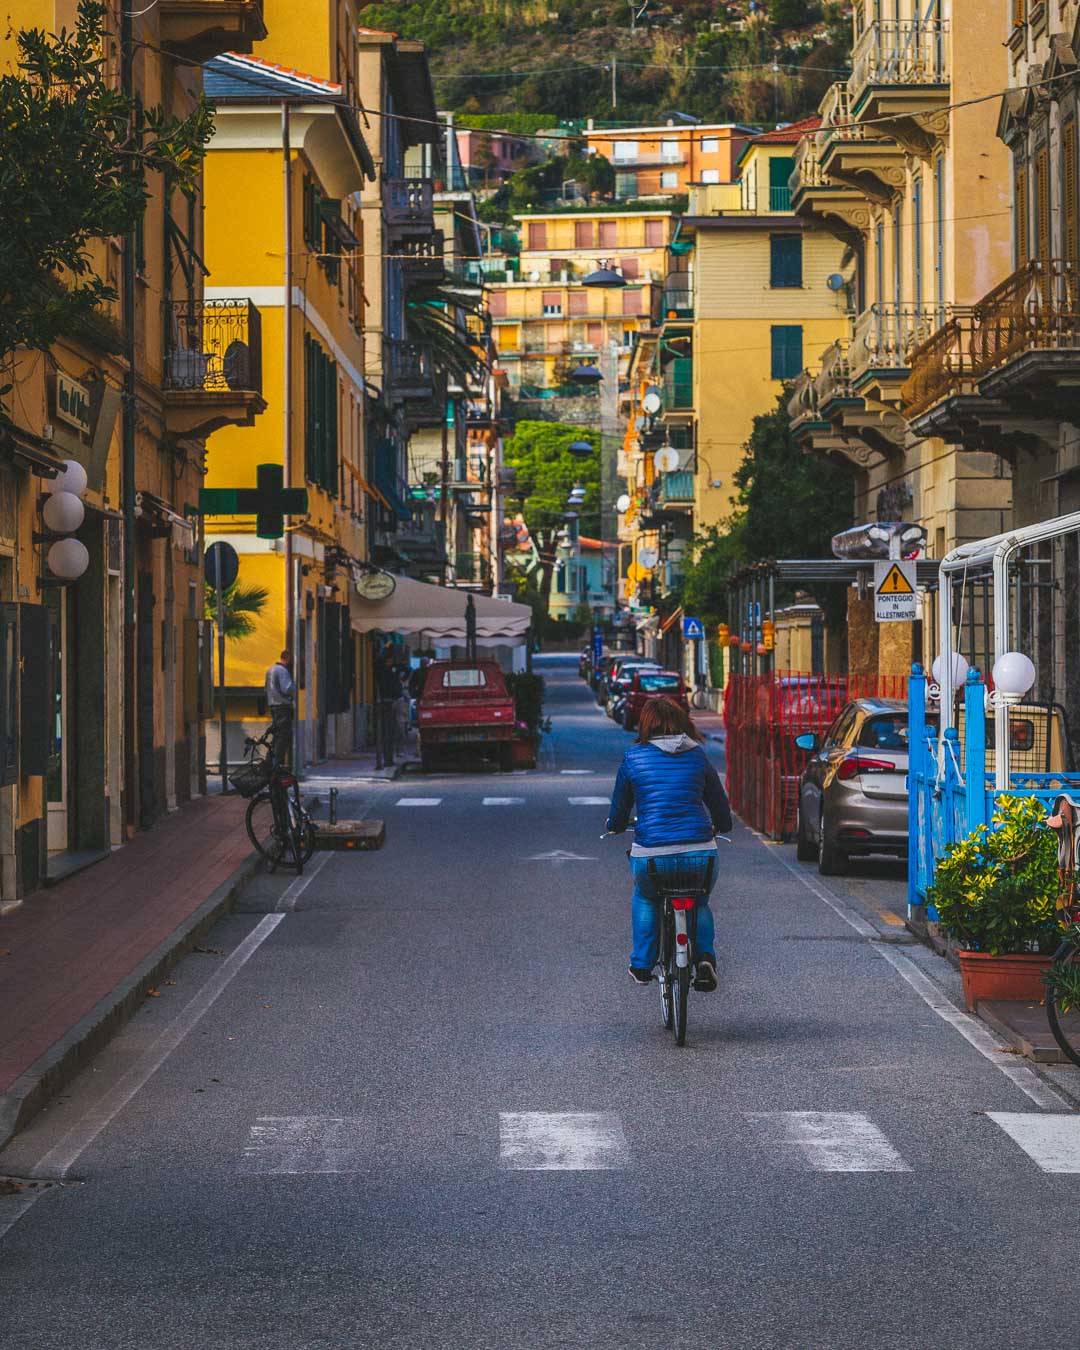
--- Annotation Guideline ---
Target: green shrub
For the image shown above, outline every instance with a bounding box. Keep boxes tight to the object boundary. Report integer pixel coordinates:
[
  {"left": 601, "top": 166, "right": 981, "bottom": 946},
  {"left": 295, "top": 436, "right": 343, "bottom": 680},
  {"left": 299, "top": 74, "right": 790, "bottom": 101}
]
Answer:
[{"left": 927, "top": 796, "right": 1059, "bottom": 955}]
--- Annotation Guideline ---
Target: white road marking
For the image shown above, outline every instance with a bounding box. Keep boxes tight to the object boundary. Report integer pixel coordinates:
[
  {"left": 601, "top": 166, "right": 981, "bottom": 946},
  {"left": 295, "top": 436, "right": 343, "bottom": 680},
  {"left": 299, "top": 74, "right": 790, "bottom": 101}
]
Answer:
[
  {"left": 24, "top": 914, "right": 285, "bottom": 1185},
  {"left": 483, "top": 797, "right": 525, "bottom": 806},
  {"left": 240, "top": 1116, "right": 369, "bottom": 1175},
  {"left": 568, "top": 796, "right": 609, "bottom": 806},
  {"left": 762, "top": 843, "right": 1071, "bottom": 1111},
  {"left": 749, "top": 1111, "right": 911, "bottom": 1173},
  {"left": 275, "top": 850, "right": 332, "bottom": 913},
  {"left": 987, "top": 1113, "right": 1080, "bottom": 1171},
  {"left": 560, "top": 770, "right": 594, "bottom": 775},
  {"left": 395, "top": 797, "right": 442, "bottom": 807},
  {"left": 499, "top": 1112, "right": 629, "bottom": 1170},
  {"left": 526, "top": 850, "right": 597, "bottom": 862}
]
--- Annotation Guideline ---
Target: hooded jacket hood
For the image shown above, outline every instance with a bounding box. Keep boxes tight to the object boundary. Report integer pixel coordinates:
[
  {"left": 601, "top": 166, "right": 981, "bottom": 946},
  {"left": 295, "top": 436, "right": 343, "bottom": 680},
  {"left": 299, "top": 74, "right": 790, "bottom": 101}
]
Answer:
[{"left": 649, "top": 734, "right": 700, "bottom": 755}]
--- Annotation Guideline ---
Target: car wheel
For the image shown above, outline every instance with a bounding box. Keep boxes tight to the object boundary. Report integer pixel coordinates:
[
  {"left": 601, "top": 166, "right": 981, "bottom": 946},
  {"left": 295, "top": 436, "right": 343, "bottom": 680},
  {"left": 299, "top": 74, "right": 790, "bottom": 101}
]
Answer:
[
  {"left": 817, "top": 807, "right": 848, "bottom": 876},
  {"left": 795, "top": 804, "right": 816, "bottom": 861}
]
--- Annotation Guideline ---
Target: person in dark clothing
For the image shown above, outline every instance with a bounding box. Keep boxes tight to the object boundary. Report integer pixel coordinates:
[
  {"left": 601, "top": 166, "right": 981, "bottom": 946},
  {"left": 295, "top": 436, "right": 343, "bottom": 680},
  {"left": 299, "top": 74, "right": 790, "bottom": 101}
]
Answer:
[
  {"left": 607, "top": 696, "right": 733, "bottom": 991},
  {"left": 264, "top": 650, "right": 295, "bottom": 763}
]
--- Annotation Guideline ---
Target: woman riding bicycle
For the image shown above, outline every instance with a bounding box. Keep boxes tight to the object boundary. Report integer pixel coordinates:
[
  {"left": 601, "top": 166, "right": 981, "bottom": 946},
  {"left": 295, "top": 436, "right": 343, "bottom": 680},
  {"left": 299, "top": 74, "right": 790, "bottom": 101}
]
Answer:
[{"left": 606, "top": 695, "right": 732, "bottom": 991}]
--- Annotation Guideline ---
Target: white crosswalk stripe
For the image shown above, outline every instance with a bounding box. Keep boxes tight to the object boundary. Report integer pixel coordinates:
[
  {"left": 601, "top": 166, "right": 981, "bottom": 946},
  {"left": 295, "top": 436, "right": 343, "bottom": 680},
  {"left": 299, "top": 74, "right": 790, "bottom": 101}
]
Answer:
[
  {"left": 499, "top": 1112, "right": 629, "bottom": 1170},
  {"left": 567, "top": 796, "right": 609, "bottom": 806},
  {"left": 560, "top": 769, "right": 594, "bottom": 775},
  {"left": 748, "top": 1112, "right": 912, "bottom": 1173},
  {"left": 240, "top": 1117, "right": 370, "bottom": 1175},
  {"left": 395, "top": 797, "right": 442, "bottom": 807},
  {"left": 987, "top": 1112, "right": 1080, "bottom": 1172},
  {"left": 483, "top": 797, "right": 525, "bottom": 806}
]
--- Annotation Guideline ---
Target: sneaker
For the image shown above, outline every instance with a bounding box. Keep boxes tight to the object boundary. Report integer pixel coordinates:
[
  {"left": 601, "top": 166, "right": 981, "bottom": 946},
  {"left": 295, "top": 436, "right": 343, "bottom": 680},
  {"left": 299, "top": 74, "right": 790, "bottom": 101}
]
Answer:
[
  {"left": 628, "top": 965, "right": 653, "bottom": 986},
  {"left": 694, "top": 955, "right": 718, "bottom": 992}
]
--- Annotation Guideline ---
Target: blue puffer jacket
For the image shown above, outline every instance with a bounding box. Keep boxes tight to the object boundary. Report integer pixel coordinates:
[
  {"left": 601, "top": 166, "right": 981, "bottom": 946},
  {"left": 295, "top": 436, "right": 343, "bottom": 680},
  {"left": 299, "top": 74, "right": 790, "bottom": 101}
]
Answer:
[{"left": 607, "top": 734, "right": 733, "bottom": 847}]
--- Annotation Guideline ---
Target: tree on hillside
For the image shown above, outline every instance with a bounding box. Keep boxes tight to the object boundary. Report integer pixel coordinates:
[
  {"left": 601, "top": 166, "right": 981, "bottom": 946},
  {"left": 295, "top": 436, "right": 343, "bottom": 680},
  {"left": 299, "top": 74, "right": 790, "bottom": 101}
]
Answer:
[
  {"left": 0, "top": 1, "right": 213, "bottom": 373},
  {"left": 677, "top": 394, "right": 854, "bottom": 628},
  {"left": 503, "top": 421, "right": 602, "bottom": 607}
]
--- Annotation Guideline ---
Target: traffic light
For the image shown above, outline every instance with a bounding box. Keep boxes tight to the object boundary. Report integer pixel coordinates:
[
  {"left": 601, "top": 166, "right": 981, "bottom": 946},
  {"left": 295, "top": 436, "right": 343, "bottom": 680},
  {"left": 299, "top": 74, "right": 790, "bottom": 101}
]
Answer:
[
  {"left": 717, "top": 623, "right": 729, "bottom": 644},
  {"left": 762, "top": 618, "right": 775, "bottom": 652}
]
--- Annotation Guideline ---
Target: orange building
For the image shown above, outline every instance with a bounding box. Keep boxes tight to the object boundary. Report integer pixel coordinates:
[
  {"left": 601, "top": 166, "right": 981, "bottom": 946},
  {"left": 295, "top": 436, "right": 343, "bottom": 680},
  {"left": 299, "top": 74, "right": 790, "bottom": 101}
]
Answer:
[{"left": 584, "top": 121, "right": 756, "bottom": 200}]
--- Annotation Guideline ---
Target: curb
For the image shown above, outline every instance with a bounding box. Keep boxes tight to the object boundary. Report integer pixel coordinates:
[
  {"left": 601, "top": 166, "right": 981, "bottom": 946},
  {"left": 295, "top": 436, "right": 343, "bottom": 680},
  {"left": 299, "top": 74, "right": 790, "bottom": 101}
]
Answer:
[{"left": 0, "top": 849, "right": 263, "bottom": 1153}]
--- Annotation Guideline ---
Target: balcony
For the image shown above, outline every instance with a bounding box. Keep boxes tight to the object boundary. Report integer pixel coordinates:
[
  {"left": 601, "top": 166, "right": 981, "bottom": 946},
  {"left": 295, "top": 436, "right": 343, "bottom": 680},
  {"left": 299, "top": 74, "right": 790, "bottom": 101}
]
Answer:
[
  {"left": 611, "top": 151, "right": 686, "bottom": 170},
  {"left": 160, "top": 0, "right": 266, "bottom": 60},
  {"left": 658, "top": 471, "right": 694, "bottom": 506},
  {"left": 383, "top": 178, "right": 435, "bottom": 237},
  {"left": 815, "top": 82, "right": 906, "bottom": 206},
  {"left": 662, "top": 277, "right": 694, "bottom": 321},
  {"left": 662, "top": 357, "right": 693, "bottom": 411},
  {"left": 162, "top": 298, "right": 265, "bottom": 438},
  {"left": 384, "top": 340, "right": 436, "bottom": 404},
  {"left": 788, "top": 139, "right": 870, "bottom": 242},
  {"left": 900, "top": 311, "right": 976, "bottom": 423},
  {"left": 848, "top": 21, "right": 951, "bottom": 156},
  {"left": 398, "top": 231, "right": 445, "bottom": 281},
  {"left": 769, "top": 185, "right": 792, "bottom": 212},
  {"left": 793, "top": 336, "right": 905, "bottom": 466},
  {"left": 453, "top": 551, "right": 490, "bottom": 586}
]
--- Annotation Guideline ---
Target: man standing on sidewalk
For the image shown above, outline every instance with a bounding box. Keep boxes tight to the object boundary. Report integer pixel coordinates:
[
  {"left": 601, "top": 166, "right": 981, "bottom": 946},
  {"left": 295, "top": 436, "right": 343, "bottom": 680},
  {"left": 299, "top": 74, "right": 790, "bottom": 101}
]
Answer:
[{"left": 265, "top": 650, "right": 295, "bottom": 763}]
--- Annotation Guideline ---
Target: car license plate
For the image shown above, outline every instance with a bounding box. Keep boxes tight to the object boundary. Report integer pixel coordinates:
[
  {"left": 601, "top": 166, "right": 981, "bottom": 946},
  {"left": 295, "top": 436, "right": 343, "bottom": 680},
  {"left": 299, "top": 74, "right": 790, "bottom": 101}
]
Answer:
[{"left": 448, "top": 731, "right": 487, "bottom": 742}]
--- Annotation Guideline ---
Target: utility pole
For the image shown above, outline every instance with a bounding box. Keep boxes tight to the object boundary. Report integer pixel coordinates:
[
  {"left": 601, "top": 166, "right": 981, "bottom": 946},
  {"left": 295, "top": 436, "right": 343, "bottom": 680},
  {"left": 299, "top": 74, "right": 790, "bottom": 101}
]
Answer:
[{"left": 611, "top": 57, "right": 617, "bottom": 111}]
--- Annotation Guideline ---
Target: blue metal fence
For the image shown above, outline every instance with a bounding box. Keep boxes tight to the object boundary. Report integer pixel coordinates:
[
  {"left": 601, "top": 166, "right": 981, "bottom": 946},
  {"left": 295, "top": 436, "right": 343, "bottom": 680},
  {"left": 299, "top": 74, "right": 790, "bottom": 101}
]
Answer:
[{"left": 908, "top": 663, "right": 1080, "bottom": 912}]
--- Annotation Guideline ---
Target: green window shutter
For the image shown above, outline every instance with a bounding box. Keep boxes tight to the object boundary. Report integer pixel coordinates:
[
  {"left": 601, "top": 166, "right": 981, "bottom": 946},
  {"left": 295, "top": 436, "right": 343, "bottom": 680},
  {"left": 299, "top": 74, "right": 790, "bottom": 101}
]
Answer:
[
  {"left": 770, "top": 325, "right": 802, "bottom": 380},
  {"left": 328, "top": 360, "right": 339, "bottom": 496},
  {"left": 770, "top": 235, "right": 802, "bottom": 288},
  {"left": 303, "top": 335, "right": 313, "bottom": 481},
  {"left": 768, "top": 155, "right": 794, "bottom": 210}
]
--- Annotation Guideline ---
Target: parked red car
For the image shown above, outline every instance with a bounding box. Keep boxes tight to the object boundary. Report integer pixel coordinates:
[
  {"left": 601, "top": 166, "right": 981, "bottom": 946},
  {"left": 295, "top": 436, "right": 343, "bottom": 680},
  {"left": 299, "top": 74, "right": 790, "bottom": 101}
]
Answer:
[
  {"left": 622, "top": 670, "right": 688, "bottom": 732},
  {"left": 417, "top": 660, "right": 516, "bottom": 771}
]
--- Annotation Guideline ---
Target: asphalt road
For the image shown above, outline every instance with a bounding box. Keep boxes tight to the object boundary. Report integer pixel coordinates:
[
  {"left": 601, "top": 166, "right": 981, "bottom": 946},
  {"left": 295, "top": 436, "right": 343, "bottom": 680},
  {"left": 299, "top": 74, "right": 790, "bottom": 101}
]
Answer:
[{"left": 3, "top": 654, "right": 1080, "bottom": 1349}]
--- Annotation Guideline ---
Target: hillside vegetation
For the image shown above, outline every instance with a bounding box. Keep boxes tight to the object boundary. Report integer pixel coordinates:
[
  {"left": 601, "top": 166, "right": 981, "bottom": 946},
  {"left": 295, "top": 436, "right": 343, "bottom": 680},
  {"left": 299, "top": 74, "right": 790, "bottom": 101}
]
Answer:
[{"left": 357, "top": 1, "right": 849, "bottom": 127}]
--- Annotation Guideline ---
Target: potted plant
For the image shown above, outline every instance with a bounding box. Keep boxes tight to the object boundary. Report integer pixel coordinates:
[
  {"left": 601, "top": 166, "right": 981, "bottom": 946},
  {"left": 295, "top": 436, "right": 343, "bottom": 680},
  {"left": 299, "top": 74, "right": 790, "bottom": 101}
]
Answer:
[
  {"left": 928, "top": 795, "right": 1059, "bottom": 1011},
  {"left": 505, "top": 672, "right": 548, "bottom": 769}
]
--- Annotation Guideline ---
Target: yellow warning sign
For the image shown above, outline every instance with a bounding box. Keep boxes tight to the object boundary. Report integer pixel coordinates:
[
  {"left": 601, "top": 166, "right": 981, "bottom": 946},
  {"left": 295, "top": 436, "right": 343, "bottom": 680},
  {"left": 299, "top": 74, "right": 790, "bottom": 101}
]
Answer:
[
  {"left": 873, "top": 559, "right": 918, "bottom": 622},
  {"left": 877, "top": 563, "right": 915, "bottom": 595}
]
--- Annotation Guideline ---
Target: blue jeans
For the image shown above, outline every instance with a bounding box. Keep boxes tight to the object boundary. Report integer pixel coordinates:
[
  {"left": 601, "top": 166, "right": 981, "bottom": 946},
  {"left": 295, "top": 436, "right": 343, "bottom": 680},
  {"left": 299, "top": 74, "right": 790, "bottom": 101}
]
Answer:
[{"left": 629, "top": 852, "right": 717, "bottom": 970}]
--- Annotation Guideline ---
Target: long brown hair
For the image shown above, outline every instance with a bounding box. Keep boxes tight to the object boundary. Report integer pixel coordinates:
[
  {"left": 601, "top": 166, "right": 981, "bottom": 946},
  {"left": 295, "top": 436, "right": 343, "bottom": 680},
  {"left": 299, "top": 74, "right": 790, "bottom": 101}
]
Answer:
[{"left": 636, "top": 696, "right": 702, "bottom": 744}]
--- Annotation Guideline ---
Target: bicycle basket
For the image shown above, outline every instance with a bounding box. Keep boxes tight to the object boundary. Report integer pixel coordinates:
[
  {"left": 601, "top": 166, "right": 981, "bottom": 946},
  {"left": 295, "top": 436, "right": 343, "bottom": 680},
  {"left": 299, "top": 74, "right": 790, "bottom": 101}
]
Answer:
[{"left": 228, "top": 759, "right": 273, "bottom": 798}]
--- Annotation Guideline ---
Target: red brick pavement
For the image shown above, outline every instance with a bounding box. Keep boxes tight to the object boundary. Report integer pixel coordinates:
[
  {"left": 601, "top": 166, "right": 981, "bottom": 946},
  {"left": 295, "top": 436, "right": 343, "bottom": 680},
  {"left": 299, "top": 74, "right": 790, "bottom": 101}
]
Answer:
[{"left": 0, "top": 794, "right": 252, "bottom": 1095}]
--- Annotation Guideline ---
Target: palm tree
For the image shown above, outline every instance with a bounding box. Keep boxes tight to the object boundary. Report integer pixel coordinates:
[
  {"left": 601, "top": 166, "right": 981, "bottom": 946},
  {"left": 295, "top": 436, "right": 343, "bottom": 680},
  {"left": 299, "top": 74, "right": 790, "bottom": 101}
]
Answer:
[
  {"left": 204, "top": 579, "right": 270, "bottom": 640},
  {"left": 406, "top": 275, "right": 490, "bottom": 392}
]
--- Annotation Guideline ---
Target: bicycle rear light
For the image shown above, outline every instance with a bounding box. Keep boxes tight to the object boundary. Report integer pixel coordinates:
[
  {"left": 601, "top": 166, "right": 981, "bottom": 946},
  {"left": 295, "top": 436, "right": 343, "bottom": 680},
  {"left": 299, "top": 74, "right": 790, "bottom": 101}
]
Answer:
[
  {"left": 675, "top": 932, "right": 689, "bottom": 946},
  {"left": 672, "top": 898, "right": 695, "bottom": 910}
]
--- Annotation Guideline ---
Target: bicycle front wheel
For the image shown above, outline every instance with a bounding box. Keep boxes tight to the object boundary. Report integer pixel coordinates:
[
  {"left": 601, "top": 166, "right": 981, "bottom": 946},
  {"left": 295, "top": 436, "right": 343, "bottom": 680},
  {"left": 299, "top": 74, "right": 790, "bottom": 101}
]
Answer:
[
  {"left": 246, "top": 791, "right": 288, "bottom": 869},
  {"left": 673, "top": 966, "right": 691, "bottom": 1046},
  {"left": 1046, "top": 938, "right": 1080, "bottom": 1068},
  {"left": 690, "top": 687, "right": 709, "bottom": 710}
]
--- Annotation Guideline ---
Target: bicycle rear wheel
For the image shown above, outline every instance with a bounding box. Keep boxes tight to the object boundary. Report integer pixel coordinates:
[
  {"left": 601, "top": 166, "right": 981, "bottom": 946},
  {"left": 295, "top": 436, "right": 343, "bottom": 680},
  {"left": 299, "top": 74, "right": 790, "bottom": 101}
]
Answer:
[
  {"left": 673, "top": 966, "right": 691, "bottom": 1046},
  {"left": 246, "top": 791, "right": 288, "bottom": 869},
  {"left": 1046, "top": 937, "right": 1080, "bottom": 1068},
  {"left": 658, "top": 912, "right": 674, "bottom": 1029}
]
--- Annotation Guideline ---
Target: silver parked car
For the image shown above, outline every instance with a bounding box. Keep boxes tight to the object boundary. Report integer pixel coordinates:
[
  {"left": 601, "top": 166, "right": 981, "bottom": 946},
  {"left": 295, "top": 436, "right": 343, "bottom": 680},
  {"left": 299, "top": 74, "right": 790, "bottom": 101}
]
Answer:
[{"left": 795, "top": 698, "right": 914, "bottom": 876}]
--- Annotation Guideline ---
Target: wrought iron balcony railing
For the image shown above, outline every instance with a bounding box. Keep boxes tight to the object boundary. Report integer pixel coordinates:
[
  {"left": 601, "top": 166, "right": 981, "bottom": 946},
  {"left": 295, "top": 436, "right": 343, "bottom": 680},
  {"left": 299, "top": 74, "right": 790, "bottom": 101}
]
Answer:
[
  {"left": 814, "top": 339, "right": 852, "bottom": 404},
  {"left": 970, "top": 259, "right": 1080, "bottom": 378},
  {"left": 900, "top": 311, "right": 975, "bottom": 419},
  {"left": 815, "top": 82, "right": 866, "bottom": 153},
  {"left": 850, "top": 20, "right": 949, "bottom": 98},
  {"left": 789, "top": 139, "right": 829, "bottom": 197},
  {"left": 848, "top": 304, "right": 946, "bottom": 382},
  {"left": 163, "top": 298, "right": 262, "bottom": 394},
  {"left": 658, "top": 470, "right": 694, "bottom": 504},
  {"left": 385, "top": 340, "right": 436, "bottom": 402},
  {"left": 397, "top": 231, "right": 445, "bottom": 279}
]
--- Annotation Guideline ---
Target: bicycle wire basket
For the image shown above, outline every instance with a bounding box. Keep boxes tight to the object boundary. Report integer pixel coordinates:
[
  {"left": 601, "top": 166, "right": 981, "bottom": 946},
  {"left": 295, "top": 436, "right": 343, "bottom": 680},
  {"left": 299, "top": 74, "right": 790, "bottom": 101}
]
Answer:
[{"left": 228, "top": 756, "right": 274, "bottom": 799}]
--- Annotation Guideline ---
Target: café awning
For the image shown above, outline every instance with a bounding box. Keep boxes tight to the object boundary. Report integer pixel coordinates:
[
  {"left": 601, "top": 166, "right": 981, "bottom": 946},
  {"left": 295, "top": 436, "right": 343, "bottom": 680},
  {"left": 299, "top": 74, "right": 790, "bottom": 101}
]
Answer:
[{"left": 350, "top": 575, "right": 532, "bottom": 643}]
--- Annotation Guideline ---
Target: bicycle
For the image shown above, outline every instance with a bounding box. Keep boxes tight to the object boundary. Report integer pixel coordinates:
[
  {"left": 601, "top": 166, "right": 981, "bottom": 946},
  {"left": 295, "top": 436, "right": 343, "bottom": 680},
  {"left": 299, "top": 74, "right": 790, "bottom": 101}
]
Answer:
[
  {"left": 231, "top": 729, "right": 317, "bottom": 875},
  {"left": 690, "top": 686, "right": 710, "bottom": 711},
  {"left": 1044, "top": 795, "right": 1080, "bottom": 1065}
]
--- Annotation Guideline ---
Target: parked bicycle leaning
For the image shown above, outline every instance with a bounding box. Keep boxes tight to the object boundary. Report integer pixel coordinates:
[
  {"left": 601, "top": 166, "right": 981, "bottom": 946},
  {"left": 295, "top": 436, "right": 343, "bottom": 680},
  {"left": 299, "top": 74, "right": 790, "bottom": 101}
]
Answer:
[{"left": 606, "top": 696, "right": 732, "bottom": 990}]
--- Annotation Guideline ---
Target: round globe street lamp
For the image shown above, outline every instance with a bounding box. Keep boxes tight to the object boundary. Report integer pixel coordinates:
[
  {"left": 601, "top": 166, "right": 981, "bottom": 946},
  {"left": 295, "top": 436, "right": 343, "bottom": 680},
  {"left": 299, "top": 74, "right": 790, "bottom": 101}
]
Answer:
[
  {"left": 47, "top": 459, "right": 88, "bottom": 498},
  {"left": 990, "top": 651, "right": 1036, "bottom": 707},
  {"left": 567, "top": 439, "right": 594, "bottom": 456},
  {"left": 43, "top": 491, "right": 85, "bottom": 534},
  {"left": 47, "top": 537, "right": 90, "bottom": 581},
  {"left": 569, "top": 363, "right": 603, "bottom": 384},
  {"left": 930, "top": 652, "right": 969, "bottom": 701}
]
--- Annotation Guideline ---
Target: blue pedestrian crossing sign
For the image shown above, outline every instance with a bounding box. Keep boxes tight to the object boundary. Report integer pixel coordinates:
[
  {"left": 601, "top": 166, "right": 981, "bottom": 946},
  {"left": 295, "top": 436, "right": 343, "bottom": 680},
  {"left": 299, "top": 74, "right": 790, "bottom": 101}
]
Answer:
[{"left": 683, "top": 616, "right": 705, "bottom": 640}]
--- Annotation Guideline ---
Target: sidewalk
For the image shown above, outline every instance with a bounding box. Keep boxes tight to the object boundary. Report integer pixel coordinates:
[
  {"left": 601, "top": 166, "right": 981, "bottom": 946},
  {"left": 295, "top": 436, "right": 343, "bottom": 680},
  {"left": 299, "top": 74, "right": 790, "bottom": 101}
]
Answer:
[{"left": 0, "top": 794, "right": 260, "bottom": 1149}]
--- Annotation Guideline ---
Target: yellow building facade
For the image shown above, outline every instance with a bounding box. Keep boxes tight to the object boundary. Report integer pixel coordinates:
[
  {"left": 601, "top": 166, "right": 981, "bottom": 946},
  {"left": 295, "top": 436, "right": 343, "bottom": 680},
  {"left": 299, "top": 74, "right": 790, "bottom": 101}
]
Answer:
[{"left": 0, "top": 0, "right": 266, "bottom": 899}]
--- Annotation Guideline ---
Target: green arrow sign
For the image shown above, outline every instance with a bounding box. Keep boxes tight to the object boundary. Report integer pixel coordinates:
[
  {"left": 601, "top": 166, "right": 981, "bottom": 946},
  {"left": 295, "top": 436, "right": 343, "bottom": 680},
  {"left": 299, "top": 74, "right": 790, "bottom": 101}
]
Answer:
[{"left": 199, "top": 464, "right": 308, "bottom": 539}]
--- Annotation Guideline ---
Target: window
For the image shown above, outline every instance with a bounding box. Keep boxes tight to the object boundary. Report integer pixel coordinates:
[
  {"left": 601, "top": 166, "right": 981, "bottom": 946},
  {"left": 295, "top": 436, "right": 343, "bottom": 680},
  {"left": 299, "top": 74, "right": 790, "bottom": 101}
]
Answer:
[
  {"left": 1015, "top": 159, "right": 1029, "bottom": 265},
  {"left": 620, "top": 257, "right": 639, "bottom": 279},
  {"left": 541, "top": 290, "right": 562, "bottom": 317},
  {"left": 770, "top": 234, "right": 803, "bottom": 288},
  {"left": 769, "top": 155, "right": 794, "bottom": 210},
  {"left": 488, "top": 290, "right": 507, "bottom": 318},
  {"left": 702, "top": 137, "right": 720, "bottom": 154},
  {"left": 661, "top": 171, "right": 679, "bottom": 190},
  {"left": 858, "top": 715, "right": 910, "bottom": 750},
  {"left": 527, "top": 222, "right": 547, "bottom": 249},
  {"left": 587, "top": 321, "right": 603, "bottom": 346},
  {"left": 875, "top": 219, "right": 885, "bottom": 304},
  {"left": 613, "top": 140, "right": 638, "bottom": 161},
  {"left": 1036, "top": 144, "right": 1050, "bottom": 263},
  {"left": 912, "top": 175, "right": 923, "bottom": 313},
  {"left": 442, "top": 667, "right": 487, "bottom": 688},
  {"left": 893, "top": 200, "right": 903, "bottom": 311},
  {"left": 770, "top": 325, "right": 803, "bottom": 380},
  {"left": 575, "top": 220, "right": 593, "bottom": 248},
  {"left": 701, "top": 168, "right": 721, "bottom": 184},
  {"left": 934, "top": 155, "right": 945, "bottom": 310},
  {"left": 599, "top": 220, "right": 617, "bottom": 249},
  {"left": 615, "top": 172, "right": 638, "bottom": 200},
  {"left": 568, "top": 290, "right": 588, "bottom": 316},
  {"left": 1065, "top": 122, "right": 1077, "bottom": 261},
  {"left": 556, "top": 565, "right": 567, "bottom": 594},
  {"left": 0, "top": 604, "right": 15, "bottom": 787},
  {"left": 304, "top": 334, "right": 338, "bottom": 494},
  {"left": 638, "top": 674, "right": 681, "bottom": 693},
  {"left": 825, "top": 704, "right": 858, "bottom": 748},
  {"left": 644, "top": 219, "right": 664, "bottom": 246},
  {"left": 302, "top": 175, "right": 322, "bottom": 252},
  {"left": 661, "top": 139, "right": 679, "bottom": 161},
  {"left": 622, "top": 289, "right": 644, "bottom": 316}
]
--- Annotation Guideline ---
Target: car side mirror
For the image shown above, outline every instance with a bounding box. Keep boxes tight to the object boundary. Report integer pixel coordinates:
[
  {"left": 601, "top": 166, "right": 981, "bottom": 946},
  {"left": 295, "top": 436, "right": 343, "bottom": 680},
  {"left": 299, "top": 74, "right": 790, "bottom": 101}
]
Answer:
[{"left": 794, "top": 733, "right": 818, "bottom": 752}]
